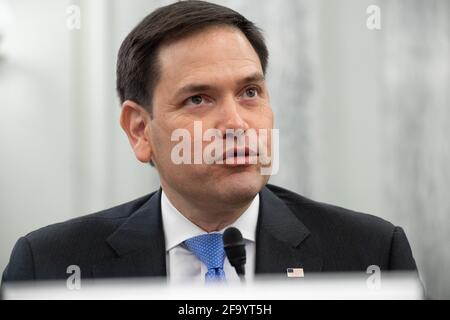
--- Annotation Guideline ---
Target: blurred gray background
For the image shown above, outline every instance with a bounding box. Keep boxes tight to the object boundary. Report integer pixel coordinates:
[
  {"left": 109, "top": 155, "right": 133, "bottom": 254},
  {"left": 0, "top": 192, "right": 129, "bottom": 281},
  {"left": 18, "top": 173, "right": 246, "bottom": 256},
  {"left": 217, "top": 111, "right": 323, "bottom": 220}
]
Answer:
[{"left": 0, "top": 0, "right": 448, "bottom": 299}]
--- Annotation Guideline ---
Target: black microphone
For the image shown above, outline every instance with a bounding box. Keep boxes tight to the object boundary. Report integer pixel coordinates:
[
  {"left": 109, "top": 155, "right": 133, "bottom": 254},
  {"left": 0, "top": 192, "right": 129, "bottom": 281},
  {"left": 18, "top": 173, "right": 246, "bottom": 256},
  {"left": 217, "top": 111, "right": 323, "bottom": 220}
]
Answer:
[{"left": 223, "top": 227, "right": 246, "bottom": 282}]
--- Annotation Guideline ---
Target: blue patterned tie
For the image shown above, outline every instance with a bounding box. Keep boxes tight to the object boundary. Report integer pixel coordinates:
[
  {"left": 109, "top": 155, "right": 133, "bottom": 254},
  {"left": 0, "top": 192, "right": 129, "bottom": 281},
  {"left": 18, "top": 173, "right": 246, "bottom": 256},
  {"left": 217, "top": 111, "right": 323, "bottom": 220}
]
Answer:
[{"left": 184, "top": 233, "right": 226, "bottom": 282}]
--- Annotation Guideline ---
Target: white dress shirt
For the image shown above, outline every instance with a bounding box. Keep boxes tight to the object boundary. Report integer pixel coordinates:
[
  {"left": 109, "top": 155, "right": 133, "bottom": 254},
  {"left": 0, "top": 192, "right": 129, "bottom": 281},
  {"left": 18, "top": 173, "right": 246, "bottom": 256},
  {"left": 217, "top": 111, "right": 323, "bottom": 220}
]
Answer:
[{"left": 161, "top": 190, "right": 259, "bottom": 284}]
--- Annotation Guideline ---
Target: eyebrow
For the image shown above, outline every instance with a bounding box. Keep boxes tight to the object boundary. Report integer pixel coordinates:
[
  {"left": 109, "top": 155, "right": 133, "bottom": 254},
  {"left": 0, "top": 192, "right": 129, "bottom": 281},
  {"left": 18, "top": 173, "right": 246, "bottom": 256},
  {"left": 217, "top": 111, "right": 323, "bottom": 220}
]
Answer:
[{"left": 174, "top": 72, "right": 265, "bottom": 98}]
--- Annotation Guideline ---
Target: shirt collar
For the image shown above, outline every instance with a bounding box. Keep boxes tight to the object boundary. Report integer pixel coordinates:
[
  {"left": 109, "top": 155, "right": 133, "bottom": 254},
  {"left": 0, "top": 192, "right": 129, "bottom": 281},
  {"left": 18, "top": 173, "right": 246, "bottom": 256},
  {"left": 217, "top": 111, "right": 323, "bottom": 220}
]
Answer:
[{"left": 161, "top": 189, "right": 259, "bottom": 252}]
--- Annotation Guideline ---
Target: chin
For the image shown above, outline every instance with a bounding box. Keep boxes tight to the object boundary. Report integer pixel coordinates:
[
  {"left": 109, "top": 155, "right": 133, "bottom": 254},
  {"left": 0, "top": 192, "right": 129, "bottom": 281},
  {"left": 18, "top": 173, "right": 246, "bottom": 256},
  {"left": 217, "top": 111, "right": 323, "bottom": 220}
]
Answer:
[{"left": 216, "top": 170, "right": 267, "bottom": 203}]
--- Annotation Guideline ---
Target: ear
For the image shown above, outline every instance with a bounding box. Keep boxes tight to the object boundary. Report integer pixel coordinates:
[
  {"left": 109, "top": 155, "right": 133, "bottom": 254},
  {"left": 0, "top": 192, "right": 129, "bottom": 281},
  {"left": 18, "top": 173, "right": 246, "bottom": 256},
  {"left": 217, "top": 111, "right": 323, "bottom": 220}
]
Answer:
[{"left": 120, "top": 100, "right": 153, "bottom": 163}]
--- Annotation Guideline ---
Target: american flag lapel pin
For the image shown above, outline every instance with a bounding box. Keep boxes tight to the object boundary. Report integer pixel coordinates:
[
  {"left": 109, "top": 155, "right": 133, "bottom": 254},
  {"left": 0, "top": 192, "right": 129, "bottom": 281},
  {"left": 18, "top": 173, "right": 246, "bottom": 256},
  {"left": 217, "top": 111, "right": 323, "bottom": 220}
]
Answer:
[{"left": 287, "top": 268, "right": 304, "bottom": 278}]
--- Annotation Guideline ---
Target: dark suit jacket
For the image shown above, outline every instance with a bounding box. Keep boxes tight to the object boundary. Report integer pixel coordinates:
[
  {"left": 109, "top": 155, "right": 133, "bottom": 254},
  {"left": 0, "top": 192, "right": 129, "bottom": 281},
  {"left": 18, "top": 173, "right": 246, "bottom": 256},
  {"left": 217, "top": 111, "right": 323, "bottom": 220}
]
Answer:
[{"left": 1, "top": 184, "right": 417, "bottom": 284}]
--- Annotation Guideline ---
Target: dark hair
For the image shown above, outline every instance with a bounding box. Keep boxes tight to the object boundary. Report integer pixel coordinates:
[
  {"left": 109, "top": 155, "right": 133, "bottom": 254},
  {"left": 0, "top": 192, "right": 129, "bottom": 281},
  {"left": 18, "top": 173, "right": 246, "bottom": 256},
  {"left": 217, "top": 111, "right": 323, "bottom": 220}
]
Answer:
[{"left": 116, "top": 0, "right": 269, "bottom": 114}]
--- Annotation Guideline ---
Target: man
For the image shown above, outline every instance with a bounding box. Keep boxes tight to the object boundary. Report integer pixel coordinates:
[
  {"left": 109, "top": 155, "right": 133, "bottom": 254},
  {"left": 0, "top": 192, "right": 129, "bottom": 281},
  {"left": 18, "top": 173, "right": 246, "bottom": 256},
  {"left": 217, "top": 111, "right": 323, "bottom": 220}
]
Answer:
[{"left": 2, "top": 0, "right": 417, "bottom": 285}]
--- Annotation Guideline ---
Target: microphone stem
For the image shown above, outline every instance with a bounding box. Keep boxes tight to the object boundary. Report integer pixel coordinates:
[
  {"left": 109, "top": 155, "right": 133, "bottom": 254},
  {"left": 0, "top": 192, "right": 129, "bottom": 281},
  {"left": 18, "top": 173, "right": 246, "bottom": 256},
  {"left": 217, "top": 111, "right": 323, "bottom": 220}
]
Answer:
[{"left": 236, "top": 265, "right": 245, "bottom": 284}]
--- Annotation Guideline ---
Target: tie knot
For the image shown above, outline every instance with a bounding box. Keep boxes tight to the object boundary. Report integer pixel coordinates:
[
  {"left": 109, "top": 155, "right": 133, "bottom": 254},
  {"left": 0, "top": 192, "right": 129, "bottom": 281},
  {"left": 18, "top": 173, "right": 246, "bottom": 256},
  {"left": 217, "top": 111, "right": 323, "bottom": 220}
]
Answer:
[{"left": 184, "top": 233, "right": 225, "bottom": 271}]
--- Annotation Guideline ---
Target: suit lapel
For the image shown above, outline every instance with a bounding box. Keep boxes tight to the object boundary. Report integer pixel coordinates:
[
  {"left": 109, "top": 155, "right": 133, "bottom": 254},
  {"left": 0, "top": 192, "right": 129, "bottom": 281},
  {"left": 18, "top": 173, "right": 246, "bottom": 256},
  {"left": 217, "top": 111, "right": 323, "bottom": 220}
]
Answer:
[
  {"left": 92, "top": 186, "right": 322, "bottom": 279},
  {"left": 92, "top": 189, "right": 167, "bottom": 278},
  {"left": 255, "top": 186, "right": 323, "bottom": 276}
]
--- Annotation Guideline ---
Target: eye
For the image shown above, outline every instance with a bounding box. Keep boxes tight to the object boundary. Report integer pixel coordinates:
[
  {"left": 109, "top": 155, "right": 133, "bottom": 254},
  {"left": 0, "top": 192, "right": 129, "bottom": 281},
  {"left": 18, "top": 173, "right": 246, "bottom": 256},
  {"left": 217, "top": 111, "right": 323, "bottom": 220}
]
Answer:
[
  {"left": 189, "top": 95, "right": 203, "bottom": 105},
  {"left": 242, "top": 87, "right": 259, "bottom": 99},
  {"left": 184, "top": 95, "right": 212, "bottom": 107}
]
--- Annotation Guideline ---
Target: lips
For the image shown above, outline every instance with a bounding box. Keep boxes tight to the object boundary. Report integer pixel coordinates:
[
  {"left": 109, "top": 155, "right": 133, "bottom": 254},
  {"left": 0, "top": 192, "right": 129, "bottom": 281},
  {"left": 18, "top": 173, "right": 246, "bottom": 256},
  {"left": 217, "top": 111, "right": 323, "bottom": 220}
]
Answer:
[{"left": 222, "top": 147, "right": 258, "bottom": 164}]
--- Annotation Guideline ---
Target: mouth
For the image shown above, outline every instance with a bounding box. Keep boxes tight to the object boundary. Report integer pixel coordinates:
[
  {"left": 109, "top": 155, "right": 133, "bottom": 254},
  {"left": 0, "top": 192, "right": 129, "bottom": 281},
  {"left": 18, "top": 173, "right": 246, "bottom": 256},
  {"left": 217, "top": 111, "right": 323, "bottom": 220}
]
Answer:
[{"left": 222, "top": 147, "right": 259, "bottom": 166}]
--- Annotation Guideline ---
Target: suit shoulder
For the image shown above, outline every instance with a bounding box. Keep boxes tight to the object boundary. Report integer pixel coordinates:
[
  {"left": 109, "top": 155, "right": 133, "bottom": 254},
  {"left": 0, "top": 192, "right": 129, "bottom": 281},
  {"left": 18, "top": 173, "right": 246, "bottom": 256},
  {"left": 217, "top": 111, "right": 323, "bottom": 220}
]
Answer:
[
  {"left": 265, "top": 185, "right": 417, "bottom": 271},
  {"left": 2, "top": 192, "right": 158, "bottom": 281},
  {"left": 24, "top": 192, "right": 155, "bottom": 244},
  {"left": 266, "top": 184, "right": 395, "bottom": 235}
]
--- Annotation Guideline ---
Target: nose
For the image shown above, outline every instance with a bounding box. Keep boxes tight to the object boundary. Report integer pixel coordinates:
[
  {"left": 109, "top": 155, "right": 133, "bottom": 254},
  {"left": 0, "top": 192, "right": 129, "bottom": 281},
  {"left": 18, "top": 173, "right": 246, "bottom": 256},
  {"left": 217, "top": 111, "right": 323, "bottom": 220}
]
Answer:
[{"left": 216, "top": 97, "right": 249, "bottom": 138}]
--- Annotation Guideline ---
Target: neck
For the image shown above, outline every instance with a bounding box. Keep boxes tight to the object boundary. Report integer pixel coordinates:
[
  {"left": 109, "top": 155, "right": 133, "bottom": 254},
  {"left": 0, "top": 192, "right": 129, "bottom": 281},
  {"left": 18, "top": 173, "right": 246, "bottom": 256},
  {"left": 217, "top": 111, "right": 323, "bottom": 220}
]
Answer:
[{"left": 161, "top": 184, "right": 254, "bottom": 233}]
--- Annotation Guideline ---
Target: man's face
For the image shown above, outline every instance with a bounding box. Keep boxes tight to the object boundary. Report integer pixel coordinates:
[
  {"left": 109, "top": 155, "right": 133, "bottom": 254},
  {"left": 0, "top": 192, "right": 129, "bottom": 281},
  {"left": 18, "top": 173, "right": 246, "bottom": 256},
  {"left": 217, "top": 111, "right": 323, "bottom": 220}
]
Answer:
[{"left": 148, "top": 26, "right": 273, "bottom": 205}]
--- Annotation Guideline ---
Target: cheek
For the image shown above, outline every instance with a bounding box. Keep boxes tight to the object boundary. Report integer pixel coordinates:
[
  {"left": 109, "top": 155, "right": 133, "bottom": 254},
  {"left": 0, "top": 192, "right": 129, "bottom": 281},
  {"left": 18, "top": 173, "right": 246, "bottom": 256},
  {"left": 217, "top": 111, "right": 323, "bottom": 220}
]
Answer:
[
  {"left": 253, "top": 107, "right": 274, "bottom": 153},
  {"left": 262, "top": 102, "right": 274, "bottom": 119},
  {"left": 151, "top": 119, "right": 199, "bottom": 165},
  {"left": 263, "top": 107, "right": 274, "bottom": 127},
  {"left": 149, "top": 121, "right": 174, "bottom": 159},
  {"left": 248, "top": 105, "right": 273, "bottom": 129}
]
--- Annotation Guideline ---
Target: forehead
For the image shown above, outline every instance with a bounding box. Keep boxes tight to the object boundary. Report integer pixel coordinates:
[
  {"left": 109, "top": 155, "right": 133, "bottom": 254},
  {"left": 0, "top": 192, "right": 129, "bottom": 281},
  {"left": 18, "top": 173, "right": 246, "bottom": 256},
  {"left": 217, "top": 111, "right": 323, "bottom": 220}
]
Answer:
[{"left": 156, "top": 26, "right": 263, "bottom": 87}]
